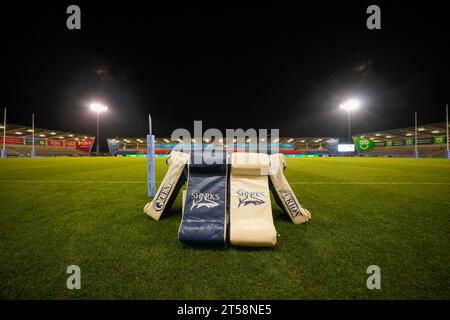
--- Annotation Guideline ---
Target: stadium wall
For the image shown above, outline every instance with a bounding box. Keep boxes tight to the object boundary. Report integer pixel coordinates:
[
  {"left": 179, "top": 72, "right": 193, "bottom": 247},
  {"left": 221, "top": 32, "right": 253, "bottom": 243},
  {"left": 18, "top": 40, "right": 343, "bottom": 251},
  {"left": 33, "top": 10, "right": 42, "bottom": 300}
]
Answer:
[{"left": 3, "top": 136, "right": 94, "bottom": 157}]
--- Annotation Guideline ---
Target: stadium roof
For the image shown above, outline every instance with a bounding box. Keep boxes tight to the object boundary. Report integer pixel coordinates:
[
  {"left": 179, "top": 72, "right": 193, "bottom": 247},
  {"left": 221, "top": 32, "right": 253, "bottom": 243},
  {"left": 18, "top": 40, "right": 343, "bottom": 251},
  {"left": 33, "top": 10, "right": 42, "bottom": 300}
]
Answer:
[
  {"left": 108, "top": 137, "right": 339, "bottom": 146},
  {"left": 0, "top": 123, "right": 95, "bottom": 140},
  {"left": 354, "top": 122, "right": 449, "bottom": 141}
]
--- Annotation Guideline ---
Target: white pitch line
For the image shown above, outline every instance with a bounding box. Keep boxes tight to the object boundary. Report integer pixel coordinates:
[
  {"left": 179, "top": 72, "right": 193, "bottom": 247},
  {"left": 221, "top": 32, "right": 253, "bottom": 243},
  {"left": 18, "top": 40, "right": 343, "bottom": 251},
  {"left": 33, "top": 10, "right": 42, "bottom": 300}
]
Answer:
[
  {"left": 291, "top": 181, "right": 450, "bottom": 185},
  {"left": 0, "top": 180, "right": 152, "bottom": 184},
  {"left": 0, "top": 180, "right": 448, "bottom": 185}
]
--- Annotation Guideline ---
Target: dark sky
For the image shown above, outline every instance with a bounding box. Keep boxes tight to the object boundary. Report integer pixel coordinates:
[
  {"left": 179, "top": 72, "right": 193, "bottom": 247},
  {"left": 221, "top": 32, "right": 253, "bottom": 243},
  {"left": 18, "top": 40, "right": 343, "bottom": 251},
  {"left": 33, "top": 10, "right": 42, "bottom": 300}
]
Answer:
[{"left": 1, "top": 2, "right": 449, "bottom": 144}]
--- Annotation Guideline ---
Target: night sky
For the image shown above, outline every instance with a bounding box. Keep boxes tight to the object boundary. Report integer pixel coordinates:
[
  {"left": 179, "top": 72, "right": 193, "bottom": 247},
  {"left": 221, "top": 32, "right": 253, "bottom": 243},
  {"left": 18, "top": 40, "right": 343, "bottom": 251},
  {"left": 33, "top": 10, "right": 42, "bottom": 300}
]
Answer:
[{"left": 1, "top": 2, "right": 449, "bottom": 147}]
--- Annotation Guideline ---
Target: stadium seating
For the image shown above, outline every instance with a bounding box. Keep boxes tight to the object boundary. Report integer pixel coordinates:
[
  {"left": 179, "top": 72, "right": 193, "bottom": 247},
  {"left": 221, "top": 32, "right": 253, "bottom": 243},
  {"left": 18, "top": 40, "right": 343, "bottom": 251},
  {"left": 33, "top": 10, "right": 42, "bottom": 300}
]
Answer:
[
  {"left": 6, "top": 145, "right": 90, "bottom": 157},
  {"left": 365, "top": 145, "right": 446, "bottom": 158}
]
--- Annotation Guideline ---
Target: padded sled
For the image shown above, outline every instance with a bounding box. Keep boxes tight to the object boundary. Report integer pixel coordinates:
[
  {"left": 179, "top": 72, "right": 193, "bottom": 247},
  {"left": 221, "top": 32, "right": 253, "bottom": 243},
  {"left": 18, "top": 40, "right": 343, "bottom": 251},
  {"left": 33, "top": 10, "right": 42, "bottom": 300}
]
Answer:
[
  {"left": 143, "top": 151, "right": 189, "bottom": 221},
  {"left": 269, "top": 153, "right": 311, "bottom": 224},
  {"left": 178, "top": 152, "right": 228, "bottom": 244},
  {"left": 229, "top": 152, "right": 277, "bottom": 247}
]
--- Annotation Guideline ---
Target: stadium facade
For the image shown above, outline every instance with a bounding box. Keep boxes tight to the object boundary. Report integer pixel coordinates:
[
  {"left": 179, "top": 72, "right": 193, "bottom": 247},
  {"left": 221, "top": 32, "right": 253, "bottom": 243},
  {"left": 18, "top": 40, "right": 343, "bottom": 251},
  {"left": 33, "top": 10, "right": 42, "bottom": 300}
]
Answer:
[
  {"left": 353, "top": 122, "right": 448, "bottom": 158},
  {"left": 108, "top": 122, "right": 449, "bottom": 158},
  {"left": 1, "top": 123, "right": 95, "bottom": 157},
  {"left": 1, "top": 122, "right": 447, "bottom": 158},
  {"left": 106, "top": 137, "right": 340, "bottom": 157}
]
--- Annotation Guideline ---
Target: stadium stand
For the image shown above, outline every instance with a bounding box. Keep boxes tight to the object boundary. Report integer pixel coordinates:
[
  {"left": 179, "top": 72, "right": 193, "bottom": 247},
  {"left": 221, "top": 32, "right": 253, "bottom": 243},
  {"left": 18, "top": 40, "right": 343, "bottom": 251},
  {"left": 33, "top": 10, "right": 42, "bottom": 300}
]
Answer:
[
  {"left": 1, "top": 124, "right": 94, "bottom": 157},
  {"left": 354, "top": 122, "right": 449, "bottom": 158},
  {"left": 107, "top": 137, "right": 340, "bottom": 157}
]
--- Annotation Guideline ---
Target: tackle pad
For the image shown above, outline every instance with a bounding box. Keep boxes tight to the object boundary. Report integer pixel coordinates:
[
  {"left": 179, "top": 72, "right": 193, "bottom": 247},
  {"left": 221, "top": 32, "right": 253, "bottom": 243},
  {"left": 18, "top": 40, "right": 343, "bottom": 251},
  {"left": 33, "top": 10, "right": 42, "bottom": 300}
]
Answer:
[
  {"left": 178, "top": 152, "right": 228, "bottom": 244},
  {"left": 269, "top": 153, "right": 311, "bottom": 224},
  {"left": 229, "top": 152, "right": 277, "bottom": 247},
  {"left": 143, "top": 151, "right": 189, "bottom": 221}
]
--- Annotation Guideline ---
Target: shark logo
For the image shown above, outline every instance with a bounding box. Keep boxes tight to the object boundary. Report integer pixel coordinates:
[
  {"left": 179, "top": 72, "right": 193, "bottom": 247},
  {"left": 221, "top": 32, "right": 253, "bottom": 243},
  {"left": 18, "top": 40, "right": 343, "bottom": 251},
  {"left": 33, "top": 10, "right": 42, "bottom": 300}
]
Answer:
[
  {"left": 190, "top": 192, "right": 220, "bottom": 210},
  {"left": 237, "top": 189, "right": 265, "bottom": 208}
]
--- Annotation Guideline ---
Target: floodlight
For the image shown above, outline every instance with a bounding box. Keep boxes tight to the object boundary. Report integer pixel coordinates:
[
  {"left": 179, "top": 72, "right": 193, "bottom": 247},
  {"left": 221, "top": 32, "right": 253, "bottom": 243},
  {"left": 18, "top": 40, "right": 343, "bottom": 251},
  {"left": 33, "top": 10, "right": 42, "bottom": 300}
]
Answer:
[
  {"left": 90, "top": 103, "right": 108, "bottom": 113},
  {"left": 339, "top": 99, "right": 360, "bottom": 112},
  {"left": 89, "top": 102, "right": 108, "bottom": 155},
  {"left": 339, "top": 99, "right": 361, "bottom": 144}
]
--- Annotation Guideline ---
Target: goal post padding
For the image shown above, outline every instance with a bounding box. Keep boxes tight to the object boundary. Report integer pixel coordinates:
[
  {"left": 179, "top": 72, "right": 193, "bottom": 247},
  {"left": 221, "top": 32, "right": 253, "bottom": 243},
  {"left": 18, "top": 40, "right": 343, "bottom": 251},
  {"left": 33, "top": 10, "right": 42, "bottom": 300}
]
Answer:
[
  {"left": 229, "top": 152, "right": 277, "bottom": 247},
  {"left": 269, "top": 153, "right": 311, "bottom": 224},
  {"left": 143, "top": 151, "right": 189, "bottom": 221},
  {"left": 178, "top": 151, "right": 228, "bottom": 244}
]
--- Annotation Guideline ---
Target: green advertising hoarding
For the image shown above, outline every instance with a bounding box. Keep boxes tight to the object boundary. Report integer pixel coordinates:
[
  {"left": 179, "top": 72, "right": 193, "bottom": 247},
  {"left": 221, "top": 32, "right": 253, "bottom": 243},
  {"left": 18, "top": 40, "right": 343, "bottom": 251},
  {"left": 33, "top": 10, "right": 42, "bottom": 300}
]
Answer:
[
  {"left": 353, "top": 135, "right": 447, "bottom": 152},
  {"left": 353, "top": 137, "right": 375, "bottom": 153},
  {"left": 433, "top": 136, "right": 446, "bottom": 144}
]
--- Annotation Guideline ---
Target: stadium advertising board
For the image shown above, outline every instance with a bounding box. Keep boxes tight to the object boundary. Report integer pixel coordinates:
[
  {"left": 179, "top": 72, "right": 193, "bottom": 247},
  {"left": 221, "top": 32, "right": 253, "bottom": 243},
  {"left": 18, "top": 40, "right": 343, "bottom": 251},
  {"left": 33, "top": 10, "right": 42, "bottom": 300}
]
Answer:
[
  {"left": 107, "top": 139, "right": 119, "bottom": 153},
  {"left": 48, "top": 139, "right": 64, "bottom": 147},
  {"left": 65, "top": 140, "right": 76, "bottom": 148},
  {"left": 25, "top": 137, "right": 46, "bottom": 146},
  {"left": 357, "top": 136, "right": 444, "bottom": 150},
  {"left": 4, "top": 137, "right": 24, "bottom": 145},
  {"left": 76, "top": 138, "right": 94, "bottom": 152},
  {"left": 284, "top": 154, "right": 319, "bottom": 158},
  {"left": 434, "top": 136, "right": 446, "bottom": 144},
  {"left": 337, "top": 144, "right": 355, "bottom": 152},
  {"left": 417, "top": 138, "right": 433, "bottom": 145},
  {"left": 125, "top": 154, "right": 146, "bottom": 157},
  {"left": 353, "top": 137, "right": 374, "bottom": 153}
]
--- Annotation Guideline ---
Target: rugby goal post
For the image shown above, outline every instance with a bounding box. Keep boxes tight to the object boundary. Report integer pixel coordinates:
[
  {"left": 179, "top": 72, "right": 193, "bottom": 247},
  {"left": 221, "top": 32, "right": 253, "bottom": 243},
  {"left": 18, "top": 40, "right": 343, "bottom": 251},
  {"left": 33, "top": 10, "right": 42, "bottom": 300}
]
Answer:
[{"left": 147, "top": 114, "right": 156, "bottom": 196}]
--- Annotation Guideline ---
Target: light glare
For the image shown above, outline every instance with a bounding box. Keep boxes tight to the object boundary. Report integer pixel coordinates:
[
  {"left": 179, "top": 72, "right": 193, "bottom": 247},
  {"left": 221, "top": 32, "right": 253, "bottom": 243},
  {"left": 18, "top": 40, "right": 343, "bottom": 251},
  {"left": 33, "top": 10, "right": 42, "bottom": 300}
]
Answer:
[
  {"left": 90, "top": 103, "right": 108, "bottom": 113},
  {"left": 339, "top": 99, "right": 361, "bottom": 112}
]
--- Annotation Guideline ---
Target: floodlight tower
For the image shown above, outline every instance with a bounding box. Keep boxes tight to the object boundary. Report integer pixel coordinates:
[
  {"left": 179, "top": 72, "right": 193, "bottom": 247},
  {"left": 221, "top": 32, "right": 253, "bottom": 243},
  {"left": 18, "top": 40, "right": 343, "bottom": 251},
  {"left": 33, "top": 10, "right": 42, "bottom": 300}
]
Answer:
[
  {"left": 31, "top": 113, "right": 36, "bottom": 158},
  {"left": 339, "top": 99, "right": 361, "bottom": 143},
  {"left": 446, "top": 104, "right": 449, "bottom": 159},
  {"left": 90, "top": 103, "right": 108, "bottom": 155},
  {"left": 1, "top": 107, "right": 6, "bottom": 158}
]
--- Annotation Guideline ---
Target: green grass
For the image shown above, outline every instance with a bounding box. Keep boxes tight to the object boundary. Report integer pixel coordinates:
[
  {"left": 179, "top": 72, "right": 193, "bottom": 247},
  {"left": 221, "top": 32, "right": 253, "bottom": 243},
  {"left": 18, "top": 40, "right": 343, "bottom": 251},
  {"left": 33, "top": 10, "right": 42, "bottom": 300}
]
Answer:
[{"left": 0, "top": 157, "right": 449, "bottom": 299}]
